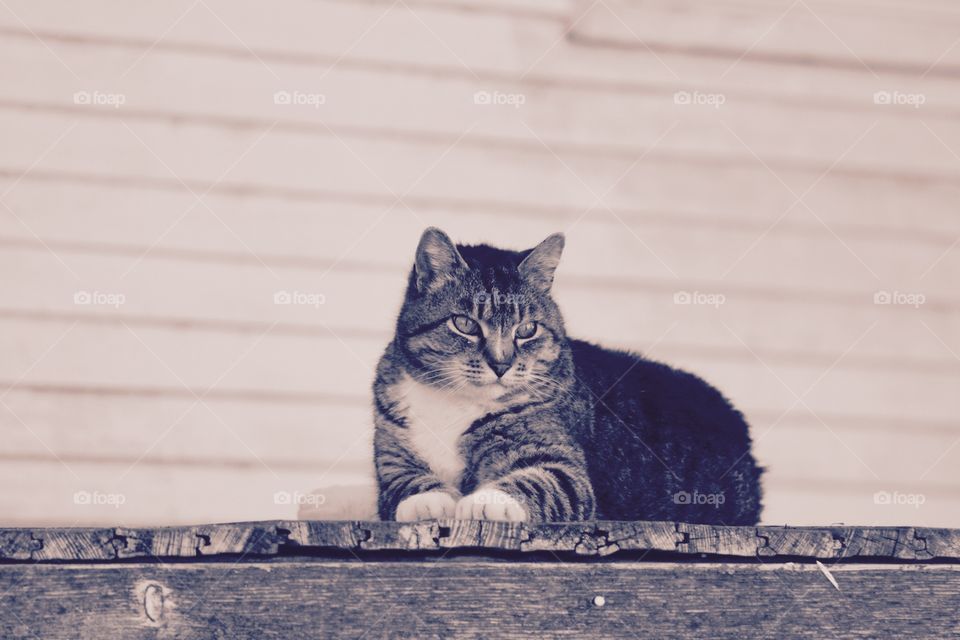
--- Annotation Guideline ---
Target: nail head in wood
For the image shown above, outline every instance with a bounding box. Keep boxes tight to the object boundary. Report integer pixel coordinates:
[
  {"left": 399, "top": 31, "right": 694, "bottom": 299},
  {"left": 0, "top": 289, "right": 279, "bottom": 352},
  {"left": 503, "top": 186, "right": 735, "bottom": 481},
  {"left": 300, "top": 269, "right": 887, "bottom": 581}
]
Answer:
[{"left": 592, "top": 595, "right": 606, "bottom": 607}]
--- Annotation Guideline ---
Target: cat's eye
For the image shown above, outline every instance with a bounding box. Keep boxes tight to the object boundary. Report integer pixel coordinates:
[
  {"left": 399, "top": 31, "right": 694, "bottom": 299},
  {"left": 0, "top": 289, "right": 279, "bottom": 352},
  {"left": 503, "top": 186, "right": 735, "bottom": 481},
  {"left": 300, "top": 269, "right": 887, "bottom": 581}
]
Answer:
[
  {"left": 451, "top": 315, "right": 481, "bottom": 336},
  {"left": 515, "top": 321, "right": 538, "bottom": 340}
]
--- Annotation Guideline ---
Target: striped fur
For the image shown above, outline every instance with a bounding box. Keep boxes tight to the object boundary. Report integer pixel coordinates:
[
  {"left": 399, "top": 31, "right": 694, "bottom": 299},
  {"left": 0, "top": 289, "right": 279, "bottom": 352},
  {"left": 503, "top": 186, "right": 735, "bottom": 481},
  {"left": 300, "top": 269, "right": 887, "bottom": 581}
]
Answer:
[{"left": 373, "top": 228, "right": 763, "bottom": 524}]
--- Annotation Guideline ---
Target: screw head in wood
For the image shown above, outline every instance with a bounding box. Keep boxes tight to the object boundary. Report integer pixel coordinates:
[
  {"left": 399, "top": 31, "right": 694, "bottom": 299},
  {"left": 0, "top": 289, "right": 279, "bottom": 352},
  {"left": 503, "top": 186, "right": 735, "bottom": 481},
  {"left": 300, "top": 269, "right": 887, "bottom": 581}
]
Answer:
[{"left": 592, "top": 595, "right": 606, "bottom": 607}]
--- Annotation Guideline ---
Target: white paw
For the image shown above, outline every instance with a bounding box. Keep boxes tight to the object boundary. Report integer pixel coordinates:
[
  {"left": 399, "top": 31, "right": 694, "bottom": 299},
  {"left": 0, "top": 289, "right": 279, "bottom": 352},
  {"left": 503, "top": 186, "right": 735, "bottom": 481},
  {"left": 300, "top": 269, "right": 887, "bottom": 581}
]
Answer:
[
  {"left": 395, "top": 491, "right": 457, "bottom": 521},
  {"left": 455, "top": 488, "right": 528, "bottom": 522}
]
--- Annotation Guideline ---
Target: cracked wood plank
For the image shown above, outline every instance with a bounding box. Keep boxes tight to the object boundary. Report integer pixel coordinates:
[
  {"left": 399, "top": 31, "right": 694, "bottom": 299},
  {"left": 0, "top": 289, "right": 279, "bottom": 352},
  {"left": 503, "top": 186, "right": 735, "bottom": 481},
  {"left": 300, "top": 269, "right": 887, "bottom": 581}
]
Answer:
[
  {"left": 1, "top": 521, "right": 958, "bottom": 562},
  {"left": 2, "top": 562, "right": 959, "bottom": 639}
]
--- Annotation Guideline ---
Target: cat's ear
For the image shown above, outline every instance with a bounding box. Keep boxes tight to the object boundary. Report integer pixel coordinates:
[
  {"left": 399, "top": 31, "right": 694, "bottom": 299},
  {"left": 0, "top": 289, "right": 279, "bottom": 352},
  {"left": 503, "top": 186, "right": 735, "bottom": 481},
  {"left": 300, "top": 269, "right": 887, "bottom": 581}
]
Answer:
[
  {"left": 519, "top": 232, "right": 565, "bottom": 292},
  {"left": 414, "top": 227, "right": 468, "bottom": 293}
]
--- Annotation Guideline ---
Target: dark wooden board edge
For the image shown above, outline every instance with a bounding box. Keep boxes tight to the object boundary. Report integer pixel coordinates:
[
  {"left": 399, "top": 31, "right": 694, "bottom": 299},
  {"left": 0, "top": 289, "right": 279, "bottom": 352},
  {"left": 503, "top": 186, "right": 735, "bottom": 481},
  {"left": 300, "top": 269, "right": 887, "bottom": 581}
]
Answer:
[{"left": 1, "top": 521, "right": 958, "bottom": 562}]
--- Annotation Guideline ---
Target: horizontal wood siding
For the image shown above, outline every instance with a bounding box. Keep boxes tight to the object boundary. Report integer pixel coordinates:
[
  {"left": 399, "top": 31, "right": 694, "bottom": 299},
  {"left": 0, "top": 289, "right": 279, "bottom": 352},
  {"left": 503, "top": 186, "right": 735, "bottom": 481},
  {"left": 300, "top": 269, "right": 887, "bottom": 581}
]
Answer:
[{"left": 0, "top": 0, "right": 958, "bottom": 525}]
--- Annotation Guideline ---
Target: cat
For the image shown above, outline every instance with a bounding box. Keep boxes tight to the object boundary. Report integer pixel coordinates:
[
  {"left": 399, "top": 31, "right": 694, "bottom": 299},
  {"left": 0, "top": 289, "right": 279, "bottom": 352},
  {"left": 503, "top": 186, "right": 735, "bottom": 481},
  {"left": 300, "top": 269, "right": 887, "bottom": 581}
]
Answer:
[{"left": 373, "top": 228, "right": 762, "bottom": 524}]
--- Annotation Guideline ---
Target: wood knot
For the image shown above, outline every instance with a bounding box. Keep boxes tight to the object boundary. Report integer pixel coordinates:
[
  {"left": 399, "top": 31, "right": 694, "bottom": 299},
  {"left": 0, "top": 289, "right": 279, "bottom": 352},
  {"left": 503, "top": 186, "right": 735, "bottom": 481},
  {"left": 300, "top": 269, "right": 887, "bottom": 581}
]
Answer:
[{"left": 143, "top": 583, "right": 165, "bottom": 622}]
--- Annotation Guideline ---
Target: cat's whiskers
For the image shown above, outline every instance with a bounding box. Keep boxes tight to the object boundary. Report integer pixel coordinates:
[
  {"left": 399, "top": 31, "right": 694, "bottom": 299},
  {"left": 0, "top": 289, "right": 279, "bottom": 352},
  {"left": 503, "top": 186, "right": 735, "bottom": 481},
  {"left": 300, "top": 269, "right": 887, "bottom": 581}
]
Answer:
[
  {"left": 417, "top": 372, "right": 458, "bottom": 385},
  {"left": 432, "top": 374, "right": 473, "bottom": 396},
  {"left": 414, "top": 366, "right": 464, "bottom": 385},
  {"left": 434, "top": 378, "right": 465, "bottom": 394},
  {"left": 522, "top": 373, "right": 567, "bottom": 401},
  {"left": 418, "top": 364, "right": 463, "bottom": 377}
]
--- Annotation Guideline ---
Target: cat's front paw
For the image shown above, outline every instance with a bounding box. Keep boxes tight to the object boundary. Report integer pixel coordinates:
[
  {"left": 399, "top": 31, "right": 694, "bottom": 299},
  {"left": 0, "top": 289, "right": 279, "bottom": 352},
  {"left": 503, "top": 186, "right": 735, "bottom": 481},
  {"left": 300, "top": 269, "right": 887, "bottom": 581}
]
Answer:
[
  {"left": 455, "top": 488, "right": 528, "bottom": 522},
  {"left": 395, "top": 491, "right": 457, "bottom": 521}
]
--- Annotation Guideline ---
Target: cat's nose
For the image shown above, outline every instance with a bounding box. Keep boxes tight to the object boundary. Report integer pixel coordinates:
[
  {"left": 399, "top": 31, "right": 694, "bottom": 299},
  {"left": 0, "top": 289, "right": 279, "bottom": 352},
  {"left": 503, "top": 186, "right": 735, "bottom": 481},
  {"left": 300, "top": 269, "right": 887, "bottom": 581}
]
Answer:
[{"left": 488, "top": 361, "right": 512, "bottom": 378}]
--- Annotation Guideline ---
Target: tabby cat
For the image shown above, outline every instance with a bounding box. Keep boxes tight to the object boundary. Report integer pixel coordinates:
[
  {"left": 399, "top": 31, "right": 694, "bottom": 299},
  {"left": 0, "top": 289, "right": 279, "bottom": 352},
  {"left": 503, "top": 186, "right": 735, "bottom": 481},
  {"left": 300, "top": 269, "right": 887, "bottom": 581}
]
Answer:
[{"left": 373, "top": 228, "right": 762, "bottom": 524}]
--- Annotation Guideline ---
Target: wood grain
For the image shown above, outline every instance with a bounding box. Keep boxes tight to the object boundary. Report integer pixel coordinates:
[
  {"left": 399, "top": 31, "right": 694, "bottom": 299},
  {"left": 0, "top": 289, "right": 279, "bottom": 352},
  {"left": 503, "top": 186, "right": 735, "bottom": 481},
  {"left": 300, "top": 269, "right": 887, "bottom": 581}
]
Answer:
[
  {"left": 3, "top": 520, "right": 958, "bottom": 638},
  {"left": 1, "top": 561, "right": 959, "bottom": 639},
  {"left": 2, "top": 521, "right": 959, "bottom": 561}
]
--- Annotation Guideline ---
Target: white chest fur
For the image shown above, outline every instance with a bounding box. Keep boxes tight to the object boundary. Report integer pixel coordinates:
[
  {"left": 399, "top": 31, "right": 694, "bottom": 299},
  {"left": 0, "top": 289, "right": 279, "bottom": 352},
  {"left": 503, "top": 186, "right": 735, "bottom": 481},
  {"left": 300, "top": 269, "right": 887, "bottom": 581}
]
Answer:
[{"left": 393, "top": 376, "right": 495, "bottom": 487}]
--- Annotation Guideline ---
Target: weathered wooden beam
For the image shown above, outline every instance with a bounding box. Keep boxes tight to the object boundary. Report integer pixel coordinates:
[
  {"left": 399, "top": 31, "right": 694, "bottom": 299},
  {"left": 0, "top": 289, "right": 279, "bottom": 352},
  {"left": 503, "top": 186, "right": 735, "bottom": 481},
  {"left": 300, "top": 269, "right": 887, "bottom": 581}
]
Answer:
[
  {"left": 1, "top": 521, "right": 958, "bottom": 562},
  {"left": 0, "top": 562, "right": 957, "bottom": 639}
]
